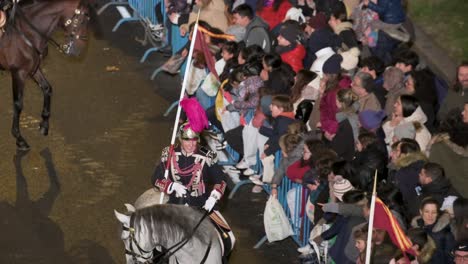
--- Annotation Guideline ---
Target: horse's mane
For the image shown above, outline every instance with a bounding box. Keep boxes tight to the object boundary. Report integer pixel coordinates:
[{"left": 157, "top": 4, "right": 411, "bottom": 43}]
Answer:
[{"left": 134, "top": 204, "right": 211, "bottom": 245}]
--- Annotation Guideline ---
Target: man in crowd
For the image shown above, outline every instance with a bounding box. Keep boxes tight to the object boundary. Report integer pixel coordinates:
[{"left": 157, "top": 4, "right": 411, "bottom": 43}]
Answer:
[
  {"left": 232, "top": 4, "right": 271, "bottom": 52},
  {"left": 438, "top": 62, "right": 468, "bottom": 120}
]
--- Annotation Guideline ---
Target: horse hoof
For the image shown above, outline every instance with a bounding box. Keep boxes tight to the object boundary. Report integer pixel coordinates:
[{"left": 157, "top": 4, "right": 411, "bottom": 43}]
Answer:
[
  {"left": 39, "top": 125, "right": 49, "bottom": 136},
  {"left": 16, "top": 141, "right": 30, "bottom": 151}
]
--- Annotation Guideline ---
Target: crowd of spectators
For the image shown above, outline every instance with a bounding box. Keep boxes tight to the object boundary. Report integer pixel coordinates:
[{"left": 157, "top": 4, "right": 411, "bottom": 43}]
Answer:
[{"left": 160, "top": 0, "right": 468, "bottom": 262}]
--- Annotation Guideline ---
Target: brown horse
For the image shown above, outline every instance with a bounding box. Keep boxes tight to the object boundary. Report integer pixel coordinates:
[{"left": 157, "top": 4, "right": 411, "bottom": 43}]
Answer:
[{"left": 0, "top": 0, "right": 92, "bottom": 150}]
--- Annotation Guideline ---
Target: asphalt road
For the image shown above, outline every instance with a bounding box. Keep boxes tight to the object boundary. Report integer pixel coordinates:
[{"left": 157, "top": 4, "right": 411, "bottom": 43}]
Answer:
[{"left": 0, "top": 2, "right": 298, "bottom": 263}]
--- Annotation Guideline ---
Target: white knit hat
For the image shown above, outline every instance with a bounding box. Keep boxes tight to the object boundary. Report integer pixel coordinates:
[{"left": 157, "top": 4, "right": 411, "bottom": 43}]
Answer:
[{"left": 333, "top": 178, "right": 354, "bottom": 201}]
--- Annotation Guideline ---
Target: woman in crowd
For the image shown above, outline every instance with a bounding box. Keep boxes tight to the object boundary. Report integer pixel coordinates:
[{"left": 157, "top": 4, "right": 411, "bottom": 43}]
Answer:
[
  {"left": 404, "top": 70, "right": 438, "bottom": 133},
  {"left": 411, "top": 197, "right": 456, "bottom": 263},
  {"left": 383, "top": 95, "right": 432, "bottom": 153},
  {"left": 353, "top": 131, "right": 388, "bottom": 192}
]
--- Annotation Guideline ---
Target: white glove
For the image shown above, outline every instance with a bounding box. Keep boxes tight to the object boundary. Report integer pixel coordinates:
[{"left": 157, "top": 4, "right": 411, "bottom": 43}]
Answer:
[
  {"left": 203, "top": 190, "right": 221, "bottom": 212},
  {"left": 168, "top": 182, "right": 187, "bottom": 198}
]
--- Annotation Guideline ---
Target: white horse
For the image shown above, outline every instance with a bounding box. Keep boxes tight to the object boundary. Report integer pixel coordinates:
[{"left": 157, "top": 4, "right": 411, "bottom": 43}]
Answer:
[{"left": 115, "top": 188, "right": 234, "bottom": 264}]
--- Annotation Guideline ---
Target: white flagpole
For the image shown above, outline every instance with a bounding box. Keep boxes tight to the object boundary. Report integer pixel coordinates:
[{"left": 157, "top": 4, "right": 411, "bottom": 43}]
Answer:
[
  {"left": 158, "top": 9, "right": 202, "bottom": 205},
  {"left": 365, "top": 170, "right": 378, "bottom": 264}
]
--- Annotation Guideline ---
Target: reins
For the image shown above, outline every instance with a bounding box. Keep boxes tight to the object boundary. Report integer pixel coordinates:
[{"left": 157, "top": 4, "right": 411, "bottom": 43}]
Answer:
[
  {"left": 13, "top": 2, "right": 87, "bottom": 54},
  {"left": 13, "top": 6, "right": 65, "bottom": 53},
  {"left": 124, "top": 210, "right": 211, "bottom": 264}
]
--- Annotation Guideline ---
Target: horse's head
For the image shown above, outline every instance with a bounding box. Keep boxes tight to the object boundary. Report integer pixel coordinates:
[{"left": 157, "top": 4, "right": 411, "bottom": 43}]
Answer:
[
  {"left": 115, "top": 204, "right": 154, "bottom": 264},
  {"left": 59, "top": 0, "right": 92, "bottom": 56}
]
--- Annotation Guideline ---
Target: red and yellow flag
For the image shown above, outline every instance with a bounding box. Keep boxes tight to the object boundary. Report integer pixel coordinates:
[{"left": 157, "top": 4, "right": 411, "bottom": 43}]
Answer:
[{"left": 374, "top": 197, "right": 414, "bottom": 253}]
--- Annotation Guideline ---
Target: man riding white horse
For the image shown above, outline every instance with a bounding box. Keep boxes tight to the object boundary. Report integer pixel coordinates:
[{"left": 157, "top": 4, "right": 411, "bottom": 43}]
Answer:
[
  {"left": 152, "top": 120, "right": 227, "bottom": 211},
  {"left": 151, "top": 98, "right": 234, "bottom": 259}
]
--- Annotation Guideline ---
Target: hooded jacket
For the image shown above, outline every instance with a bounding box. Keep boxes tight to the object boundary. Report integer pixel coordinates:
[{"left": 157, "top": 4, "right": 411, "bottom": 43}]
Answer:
[
  {"left": 411, "top": 217, "right": 456, "bottom": 264},
  {"left": 245, "top": 16, "right": 271, "bottom": 53},
  {"left": 383, "top": 106, "right": 432, "bottom": 153}
]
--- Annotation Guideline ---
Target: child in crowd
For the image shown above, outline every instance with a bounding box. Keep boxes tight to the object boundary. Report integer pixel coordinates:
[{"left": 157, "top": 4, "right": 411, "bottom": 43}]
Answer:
[
  {"left": 217, "top": 41, "right": 239, "bottom": 80},
  {"left": 275, "top": 21, "right": 306, "bottom": 73},
  {"left": 354, "top": 225, "right": 368, "bottom": 264},
  {"left": 251, "top": 121, "right": 307, "bottom": 186},
  {"left": 239, "top": 95, "right": 295, "bottom": 192}
]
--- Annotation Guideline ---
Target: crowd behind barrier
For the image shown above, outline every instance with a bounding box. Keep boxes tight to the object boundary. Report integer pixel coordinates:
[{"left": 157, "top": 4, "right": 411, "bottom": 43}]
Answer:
[{"left": 100, "top": 0, "right": 468, "bottom": 262}]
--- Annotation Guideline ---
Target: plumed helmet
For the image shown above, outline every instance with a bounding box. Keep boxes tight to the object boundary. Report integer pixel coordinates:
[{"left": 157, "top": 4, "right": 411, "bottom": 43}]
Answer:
[
  {"left": 177, "top": 98, "right": 209, "bottom": 141},
  {"left": 178, "top": 122, "right": 200, "bottom": 141}
]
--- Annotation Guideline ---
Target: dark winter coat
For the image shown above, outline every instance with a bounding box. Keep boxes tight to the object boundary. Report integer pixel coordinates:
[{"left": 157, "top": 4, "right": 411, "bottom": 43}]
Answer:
[
  {"left": 391, "top": 152, "right": 428, "bottom": 220},
  {"left": 259, "top": 112, "right": 296, "bottom": 156},
  {"left": 320, "top": 214, "right": 366, "bottom": 264},
  {"left": 352, "top": 142, "right": 388, "bottom": 192},
  {"left": 328, "top": 118, "right": 356, "bottom": 162},
  {"left": 367, "top": 0, "right": 406, "bottom": 24},
  {"left": 412, "top": 217, "right": 456, "bottom": 264},
  {"left": 303, "top": 28, "right": 335, "bottom": 69},
  {"left": 419, "top": 177, "right": 460, "bottom": 207}
]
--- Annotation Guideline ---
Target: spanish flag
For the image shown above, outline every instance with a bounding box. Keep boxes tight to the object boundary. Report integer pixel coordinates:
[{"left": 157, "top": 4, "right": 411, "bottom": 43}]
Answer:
[{"left": 373, "top": 197, "right": 414, "bottom": 254}]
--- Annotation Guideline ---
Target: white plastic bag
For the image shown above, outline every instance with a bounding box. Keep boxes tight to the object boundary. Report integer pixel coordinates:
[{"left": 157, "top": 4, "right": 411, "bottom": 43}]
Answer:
[
  {"left": 261, "top": 155, "right": 275, "bottom": 183},
  {"left": 264, "top": 196, "right": 294, "bottom": 242}
]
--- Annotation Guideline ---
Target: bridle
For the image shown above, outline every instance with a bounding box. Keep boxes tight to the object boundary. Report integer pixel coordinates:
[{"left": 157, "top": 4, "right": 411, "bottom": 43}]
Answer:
[
  {"left": 13, "top": 2, "right": 90, "bottom": 55},
  {"left": 121, "top": 211, "right": 212, "bottom": 264},
  {"left": 61, "top": 4, "right": 90, "bottom": 54},
  {"left": 122, "top": 214, "right": 154, "bottom": 264}
]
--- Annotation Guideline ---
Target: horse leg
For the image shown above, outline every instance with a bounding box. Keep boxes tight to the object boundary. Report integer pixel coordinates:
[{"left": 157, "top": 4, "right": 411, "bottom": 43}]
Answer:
[
  {"left": 32, "top": 68, "right": 52, "bottom": 136},
  {"left": 11, "top": 70, "right": 30, "bottom": 151}
]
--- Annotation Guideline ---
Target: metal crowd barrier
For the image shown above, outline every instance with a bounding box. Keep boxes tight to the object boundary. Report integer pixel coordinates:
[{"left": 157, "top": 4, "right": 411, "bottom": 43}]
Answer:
[
  {"left": 254, "top": 153, "right": 311, "bottom": 248},
  {"left": 223, "top": 146, "right": 312, "bottom": 248},
  {"left": 98, "top": 0, "right": 166, "bottom": 63}
]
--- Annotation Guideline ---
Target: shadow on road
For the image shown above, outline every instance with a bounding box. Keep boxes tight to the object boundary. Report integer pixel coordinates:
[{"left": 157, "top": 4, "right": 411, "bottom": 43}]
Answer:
[{"left": 0, "top": 149, "right": 114, "bottom": 264}]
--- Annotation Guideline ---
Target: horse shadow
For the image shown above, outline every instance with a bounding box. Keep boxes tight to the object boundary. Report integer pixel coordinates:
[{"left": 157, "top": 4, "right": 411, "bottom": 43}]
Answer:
[{"left": 0, "top": 148, "right": 114, "bottom": 263}]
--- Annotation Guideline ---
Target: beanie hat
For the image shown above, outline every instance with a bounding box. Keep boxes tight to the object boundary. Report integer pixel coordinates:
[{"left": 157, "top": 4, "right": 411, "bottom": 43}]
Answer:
[
  {"left": 310, "top": 47, "right": 335, "bottom": 77},
  {"left": 279, "top": 22, "right": 302, "bottom": 44},
  {"left": 322, "top": 54, "right": 343, "bottom": 74},
  {"left": 333, "top": 177, "right": 354, "bottom": 202},
  {"left": 339, "top": 47, "right": 360, "bottom": 71},
  {"left": 308, "top": 12, "right": 327, "bottom": 29},
  {"left": 359, "top": 110, "right": 387, "bottom": 131},
  {"left": 394, "top": 122, "right": 416, "bottom": 140}
]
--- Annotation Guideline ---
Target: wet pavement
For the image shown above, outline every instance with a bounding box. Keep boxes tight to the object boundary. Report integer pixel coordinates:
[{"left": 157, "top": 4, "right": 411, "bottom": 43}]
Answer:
[{"left": 0, "top": 3, "right": 297, "bottom": 264}]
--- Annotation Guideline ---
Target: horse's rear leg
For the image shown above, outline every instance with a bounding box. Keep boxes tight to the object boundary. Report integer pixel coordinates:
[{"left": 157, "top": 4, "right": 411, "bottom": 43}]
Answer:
[
  {"left": 11, "top": 70, "right": 30, "bottom": 151},
  {"left": 32, "top": 68, "right": 52, "bottom": 136}
]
